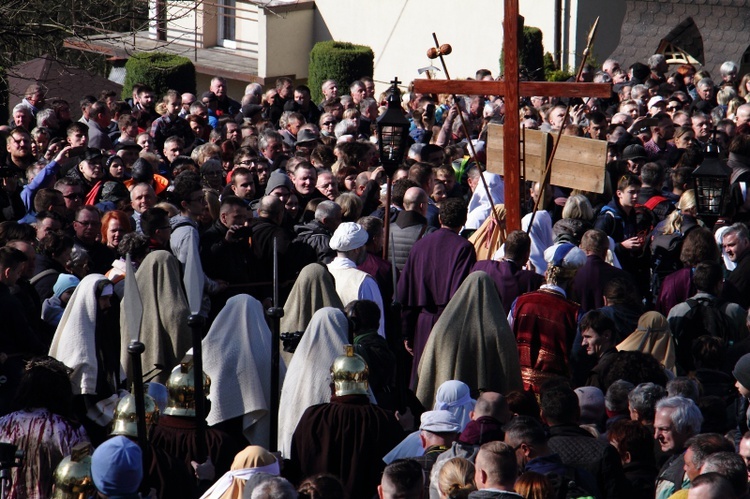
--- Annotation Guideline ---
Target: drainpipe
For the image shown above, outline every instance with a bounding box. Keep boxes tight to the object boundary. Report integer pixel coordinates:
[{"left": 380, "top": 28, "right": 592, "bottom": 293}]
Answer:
[{"left": 555, "top": 0, "right": 562, "bottom": 68}]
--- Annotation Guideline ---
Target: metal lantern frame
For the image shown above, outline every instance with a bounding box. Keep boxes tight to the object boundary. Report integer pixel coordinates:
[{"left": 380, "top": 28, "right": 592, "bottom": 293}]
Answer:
[
  {"left": 692, "top": 142, "right": 730, "bottom": 218},
  {"left": 377, "top": 77, "right": 410, "bottom": 260}
]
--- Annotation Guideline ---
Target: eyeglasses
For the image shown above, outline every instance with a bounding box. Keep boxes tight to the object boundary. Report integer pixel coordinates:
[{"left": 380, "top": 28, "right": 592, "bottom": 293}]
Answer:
[
  {"left": 322, "top": 121, "right": 335, "bottom": 126},
  {"left": 63, "top": 193, "right": 84, "bottom": 200},
  {"left": 74, "top": 220, "right": 101, "bottom": 228}
]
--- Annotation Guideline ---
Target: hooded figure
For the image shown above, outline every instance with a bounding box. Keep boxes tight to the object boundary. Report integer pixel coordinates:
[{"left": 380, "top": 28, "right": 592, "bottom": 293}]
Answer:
[
  {"left": 49, "top": 274, "right": 120, "bottom": 398},
  {"left": 280, "top": 263, "right": 343, "bottom": 361},
  {"left": 199, "top": 445, "right": 280, "bottom": 499},
  {"left": 416, "top": 271, "right": 523, "bottom": 407},
  {"left": 277, "top": 307, "right": 349, "bottom": 459},
  {"left": 617, "top": 311, "right": 676, "bottom": 374},
  {"left": 202, "top": 295, "right": 286, "bottom": 448},
  {"left": 49, "top": 273, "right": 121, "bottom": 440},
  {"left": 120, "top": 250, "right": 191, "bottom": 385},
  {"left": 465, "top": 171, "right": 505, "bottom": 231}
]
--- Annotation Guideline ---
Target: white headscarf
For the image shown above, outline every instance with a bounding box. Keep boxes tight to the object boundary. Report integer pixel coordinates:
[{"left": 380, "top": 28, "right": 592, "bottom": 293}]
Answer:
[
  {"left": 521, "top": 209, "right": 554, "bottom": 276},
  {"left": 202, "top": 295, "right": 286, "bottom": 449},
  {"left": 465, "top": 172, "right": 505, "bottom": 230},
  {"left": 382, "top": 380, "right": 476, "bottom": 464},
  {"left": 277, "top": 307, "right": 349, "bottom": 459},
  {"left": 199, "top": 445, "right": 280, "bottom": 499},
  {"left": 49, "top": 274, "right": 110, "bottom": 395}
]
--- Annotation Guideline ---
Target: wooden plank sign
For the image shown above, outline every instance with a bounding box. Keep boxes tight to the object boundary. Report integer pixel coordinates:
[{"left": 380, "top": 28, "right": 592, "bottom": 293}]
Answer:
[{"left": 486, "top": 124, "right": 607, "bottom": 193}]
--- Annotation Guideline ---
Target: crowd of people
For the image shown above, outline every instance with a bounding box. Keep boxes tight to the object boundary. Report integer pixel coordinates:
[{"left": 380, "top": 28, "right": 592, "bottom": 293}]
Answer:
[{"left": 1, "top": 50, "right": 750, "bottom": 499}]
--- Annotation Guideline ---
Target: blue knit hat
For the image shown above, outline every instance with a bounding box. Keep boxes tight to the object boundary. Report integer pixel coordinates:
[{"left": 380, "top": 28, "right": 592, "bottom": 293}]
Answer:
[
  {"left": 53, "top": 274, "right": 80, "bottom": 299},
  {"left": 91, "top": 436, "right": 143, "bottom": 496}
]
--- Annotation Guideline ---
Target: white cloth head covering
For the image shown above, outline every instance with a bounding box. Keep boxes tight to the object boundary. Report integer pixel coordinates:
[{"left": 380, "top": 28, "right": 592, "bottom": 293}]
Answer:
[
  {"left": 382, "top": 379, "right": 476, "bottom": 464},
  {"left": 465, "top": 172, "right": 505, "bottom": 230},
  {"left": 202, "top": 294, "right": 286, "bottom": 449},
  {"left": 433, "top": 379, "right": 476, "bottom": 428},
  {"left": 420, "top": 410, "right": 461, "bottom": 433},
  {"left": 277, "top": 307, "right": 349, "bottom": 458},
  {"left": 199, "top": 445, "right": 280, "bottom": 499},
  {"left": 49, "top": 274, "right": 111, "bottom": 395},
  {"left": 329, "top": 222, "right": 368, "bottom": 251},
  {"left": 521, "top": 210, "right": 554, "bottom": 276}
]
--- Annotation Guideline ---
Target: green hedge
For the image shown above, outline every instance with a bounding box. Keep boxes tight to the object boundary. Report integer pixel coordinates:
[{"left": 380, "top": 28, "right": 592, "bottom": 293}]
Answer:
[
  {"left": 122, "top": 52, "right": 196, "bottom": 100},
  {"left": 500, "top": 26, "right": 545, "bottom": 81},
  {"left": 308, "top": 41, "right": 374, "bottom": 103}
]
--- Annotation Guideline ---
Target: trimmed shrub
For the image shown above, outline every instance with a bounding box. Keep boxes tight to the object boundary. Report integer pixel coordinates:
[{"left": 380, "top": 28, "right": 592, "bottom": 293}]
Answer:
[
  {"left": 122, "top": 52, "right": 196, "bottom": 100},
  {"left": 308, "top": 41, "right": 374, "bottom": 103},
  {"left": 500, "top": 26, "right": 545, "bottom": 81}
]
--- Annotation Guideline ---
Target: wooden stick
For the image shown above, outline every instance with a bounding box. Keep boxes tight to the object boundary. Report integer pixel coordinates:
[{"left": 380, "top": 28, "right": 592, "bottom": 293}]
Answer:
[
  {"left": 526, "top": 17, "right": 601, "bottom": 233},
  {"left": 430, "top": 32, "right": 501, "bottom": 226}
]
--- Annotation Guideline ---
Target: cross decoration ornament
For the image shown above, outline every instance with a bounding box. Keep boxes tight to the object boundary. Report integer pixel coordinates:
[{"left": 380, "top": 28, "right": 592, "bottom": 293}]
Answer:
[{"left": 412, "top": 0, "right": 612, "bottom": 231}]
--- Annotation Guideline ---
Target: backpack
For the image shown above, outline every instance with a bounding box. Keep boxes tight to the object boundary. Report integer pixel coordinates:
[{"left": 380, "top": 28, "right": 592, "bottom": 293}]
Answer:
[
  {"left": 545, "top": 467, "right": 596, "bottom": 499},
  {"left": 675, "top": 296, "right": 738, "bottom": 370}
]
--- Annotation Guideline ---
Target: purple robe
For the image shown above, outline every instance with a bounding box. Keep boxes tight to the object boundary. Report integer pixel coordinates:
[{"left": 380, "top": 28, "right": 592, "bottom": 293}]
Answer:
[
  {"left": 358, "top": 251, "right": 394, "bottom": 305},
  {"left": 472, "top": 260, "right": 543, "bottom": 313},
  {"left": 570, "top": 255, "right": 631, "bottom": 313},
  {"left": 656, "top": 267, "right": 694, "bottom": 316},
  {"left": 397, "top": 228, "right": 476, "bottom": 384}
]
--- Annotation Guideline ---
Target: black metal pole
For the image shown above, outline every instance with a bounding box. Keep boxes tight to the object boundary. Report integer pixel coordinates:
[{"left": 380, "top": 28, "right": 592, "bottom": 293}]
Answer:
[
  {"left": 188, "top": 314, "right": 207, "bottom": 461},
  {"left": 128, "top": 340, "right": 148, "bottom": 452},
  {"left": 266, "top": 236, "right": 283, "bottom": 452}
]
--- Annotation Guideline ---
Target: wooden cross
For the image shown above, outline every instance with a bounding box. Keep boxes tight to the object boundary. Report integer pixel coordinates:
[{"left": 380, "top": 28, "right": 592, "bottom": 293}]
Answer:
[{"left": 413, "top": 0, "right": 611, "bottom": 231}]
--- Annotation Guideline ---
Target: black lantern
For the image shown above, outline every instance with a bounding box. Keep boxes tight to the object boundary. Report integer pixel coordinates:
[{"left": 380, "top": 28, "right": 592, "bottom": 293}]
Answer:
[
  {"left": 376, "top": 77, "right": 410, "bottom": 176},
  {"left": 692, "top": 141, "right": 731, "bottom": 218}
]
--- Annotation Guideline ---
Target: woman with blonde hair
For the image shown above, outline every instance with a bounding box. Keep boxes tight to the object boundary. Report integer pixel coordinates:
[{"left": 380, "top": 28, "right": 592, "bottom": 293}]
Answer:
[
  {"left": 437, "top": 457, "right": 476, "bottom": 499},
  {"left": 650, "top": 190, "right": 701, "bottom": 302}
]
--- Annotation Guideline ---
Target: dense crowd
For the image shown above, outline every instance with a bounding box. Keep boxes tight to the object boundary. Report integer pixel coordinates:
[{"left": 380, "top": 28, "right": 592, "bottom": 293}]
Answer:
[{"left": 1, "top": 51, "right": 750, "bottom": 499}]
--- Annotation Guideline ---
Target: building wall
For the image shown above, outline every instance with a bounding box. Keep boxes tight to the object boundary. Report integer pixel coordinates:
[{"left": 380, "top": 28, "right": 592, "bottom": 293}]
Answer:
[
  {"left": 258, "top": 6, "right": 314, "bottom": 78},
  {"left": 313, "top": 0, "right": 625, "bottom": 96}
]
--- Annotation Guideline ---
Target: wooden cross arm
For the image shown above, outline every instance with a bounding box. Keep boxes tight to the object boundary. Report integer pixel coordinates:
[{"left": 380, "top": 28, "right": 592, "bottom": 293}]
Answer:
[{"left": 413, "top": 79, "right": 612, "bottom": 98}]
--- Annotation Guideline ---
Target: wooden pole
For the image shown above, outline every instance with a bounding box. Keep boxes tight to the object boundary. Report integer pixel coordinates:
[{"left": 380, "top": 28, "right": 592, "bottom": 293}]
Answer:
[{"left": 503, "top": 0, "right": 521, "bottom": 231}]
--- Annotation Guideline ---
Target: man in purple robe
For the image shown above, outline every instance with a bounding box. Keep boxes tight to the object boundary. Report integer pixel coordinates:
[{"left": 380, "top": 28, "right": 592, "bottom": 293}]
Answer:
[
  {"left": 571, "top": 229, "right": 631, "bottom": 313},
  {"left": 397, "top": 198, "right": 476, "bottom": 385},
  {"left": 472, "top": 230, "right": 543, "bottom": 312}
]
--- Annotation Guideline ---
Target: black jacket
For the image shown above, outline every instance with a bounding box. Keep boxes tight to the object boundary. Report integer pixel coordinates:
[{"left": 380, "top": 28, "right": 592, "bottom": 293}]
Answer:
[
  {"left": 547, "top": 423, "right": 629, "bottom": 499},
  {"left": 294, "top": 220, "right": 335, "bottom": 264}
]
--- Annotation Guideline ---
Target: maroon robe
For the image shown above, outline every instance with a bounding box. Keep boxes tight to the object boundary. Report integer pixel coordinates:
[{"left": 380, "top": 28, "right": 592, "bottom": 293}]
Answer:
[
  {"left": 656, "top": 267, "right": 694, "bottom": 315},
  {"left": 570, "top": 254, "right": 631, "bottom": 313},
  {"left": 149, "top": 415, "right": 243, "bottom": 482},
  {"left": 358, "top": 251, "right": 394, "bottom": 305},
  {"left": 397, "top": 228, "right": 476, "bottom": 384},
  {"left": 472, "top": 259, "right": 543, "bottom": 312},
  {"left": 511, "top": 289, "right": 579, "bottom": 393},
  {"left": 290, "top": 395, "right": 405, "bottom": 498}
]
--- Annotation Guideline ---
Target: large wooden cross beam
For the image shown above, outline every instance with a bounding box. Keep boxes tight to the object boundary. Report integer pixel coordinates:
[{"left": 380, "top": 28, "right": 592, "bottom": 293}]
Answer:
[{"left": 412, "top": 0, "right": 611, "bottom": 231}]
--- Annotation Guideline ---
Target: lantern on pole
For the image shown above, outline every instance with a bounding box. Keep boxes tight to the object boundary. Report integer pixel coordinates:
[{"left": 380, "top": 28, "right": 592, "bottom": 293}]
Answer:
[
  {"left": 692, "top": 140, "right": 730, "bottom": 221},
  {"left": 377, "top": 77, "right": 410, "bottom": 260}
]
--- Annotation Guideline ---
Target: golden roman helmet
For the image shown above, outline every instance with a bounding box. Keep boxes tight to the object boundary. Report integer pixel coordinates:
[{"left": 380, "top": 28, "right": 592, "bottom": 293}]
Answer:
[
  {"left": 331, "top": 344, "right": 369, "bottom": 396},
  {"left": 164, "top": 358, "right": 211, "bottom": 417},
  {"left": 110, "top": 390, "right": 160, "bottom": 438},
  {"left": 52, "top": 443, "right": 95, "bottom": 499}
]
